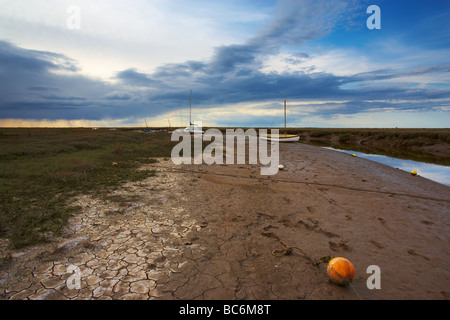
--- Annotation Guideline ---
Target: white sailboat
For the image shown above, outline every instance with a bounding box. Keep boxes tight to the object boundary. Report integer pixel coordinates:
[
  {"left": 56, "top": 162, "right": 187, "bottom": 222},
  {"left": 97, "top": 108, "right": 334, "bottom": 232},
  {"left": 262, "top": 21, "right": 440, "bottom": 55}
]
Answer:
[
  {"left": 261, "top": 98, "right": 300, "bottom": 142},
  {"left": 176, "top": 89, "right": 204, "bottom": 134}
]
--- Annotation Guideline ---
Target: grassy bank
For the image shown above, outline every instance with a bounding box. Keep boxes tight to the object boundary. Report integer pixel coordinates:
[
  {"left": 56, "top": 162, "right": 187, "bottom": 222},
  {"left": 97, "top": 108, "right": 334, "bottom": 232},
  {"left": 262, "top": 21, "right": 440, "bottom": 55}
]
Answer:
[
  {"left": 295, "top": 128, "right": 450, "bottom": 166},
  {"left": 0, "top": 128, "right": 175, "bottom": 248},
  {"left": 298, "top": 128, "right": 450, "bottom": 144}
]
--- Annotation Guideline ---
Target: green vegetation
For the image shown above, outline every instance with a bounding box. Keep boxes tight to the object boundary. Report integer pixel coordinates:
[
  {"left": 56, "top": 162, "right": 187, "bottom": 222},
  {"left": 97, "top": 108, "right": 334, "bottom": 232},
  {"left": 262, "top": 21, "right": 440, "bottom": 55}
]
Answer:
[
  {"left": 0, "top": 128, "right": 175, "bottom": 248},
  {"left": 297, "top": 128, "right": 450, "bottom": 143},
  {"left": 297, "top": 128, "right": 450, "bottom": 166}
]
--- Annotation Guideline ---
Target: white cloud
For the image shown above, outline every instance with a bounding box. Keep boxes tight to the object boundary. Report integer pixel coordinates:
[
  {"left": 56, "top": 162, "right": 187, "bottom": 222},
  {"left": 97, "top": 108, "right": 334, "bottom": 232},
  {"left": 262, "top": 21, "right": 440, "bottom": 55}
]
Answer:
[
  {"left": 0, "top": 0, "right": 268, "bottom": 80},
  {"left": 260, "top": 48, "right": 377, "bottom": 76}
]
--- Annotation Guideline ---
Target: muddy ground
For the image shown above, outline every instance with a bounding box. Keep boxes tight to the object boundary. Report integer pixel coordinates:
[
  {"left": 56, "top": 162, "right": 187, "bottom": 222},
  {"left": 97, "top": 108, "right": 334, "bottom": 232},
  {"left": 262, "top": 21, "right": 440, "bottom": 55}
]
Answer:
[{"left": 1, "top": 142, "right": 449, "bottom": 300}]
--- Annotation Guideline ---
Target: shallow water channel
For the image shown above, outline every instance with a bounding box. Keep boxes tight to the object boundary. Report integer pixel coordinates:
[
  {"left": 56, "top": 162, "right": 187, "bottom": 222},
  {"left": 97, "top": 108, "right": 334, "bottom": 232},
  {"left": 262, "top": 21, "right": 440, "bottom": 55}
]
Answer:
[{"left": 322, "top": 147, "right": 450, "bottom": 187}]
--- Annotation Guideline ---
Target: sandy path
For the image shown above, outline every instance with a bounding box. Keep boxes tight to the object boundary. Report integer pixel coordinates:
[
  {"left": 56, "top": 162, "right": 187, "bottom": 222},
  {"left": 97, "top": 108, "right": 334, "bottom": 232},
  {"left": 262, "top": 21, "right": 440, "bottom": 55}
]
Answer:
[{"left": 1, "top": 142, "right": 449, "bottom": 300}]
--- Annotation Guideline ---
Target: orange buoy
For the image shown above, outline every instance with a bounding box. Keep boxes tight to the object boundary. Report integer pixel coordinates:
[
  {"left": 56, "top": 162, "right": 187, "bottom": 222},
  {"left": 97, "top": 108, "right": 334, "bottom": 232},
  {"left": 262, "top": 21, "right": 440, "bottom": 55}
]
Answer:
[
  {"left": 327, "top": 257, "right": 355, "bottom": 286},
  {"left": 411, "top": 170, "right": 417, "bottom": 176}
]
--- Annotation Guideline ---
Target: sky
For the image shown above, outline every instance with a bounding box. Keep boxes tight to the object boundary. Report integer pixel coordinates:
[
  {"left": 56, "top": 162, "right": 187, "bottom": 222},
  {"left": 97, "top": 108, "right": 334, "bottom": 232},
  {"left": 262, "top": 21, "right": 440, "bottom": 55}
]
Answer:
[{"left": 0, "top": 0, "right": 449, "bottom": 128}]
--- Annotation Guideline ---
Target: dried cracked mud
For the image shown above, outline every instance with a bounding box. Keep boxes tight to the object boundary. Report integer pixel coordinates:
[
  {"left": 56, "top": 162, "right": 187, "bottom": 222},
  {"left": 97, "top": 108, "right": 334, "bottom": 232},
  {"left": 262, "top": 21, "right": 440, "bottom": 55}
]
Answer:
[{"left": 1, "top": 143, "right": 449, "bottom": 300}]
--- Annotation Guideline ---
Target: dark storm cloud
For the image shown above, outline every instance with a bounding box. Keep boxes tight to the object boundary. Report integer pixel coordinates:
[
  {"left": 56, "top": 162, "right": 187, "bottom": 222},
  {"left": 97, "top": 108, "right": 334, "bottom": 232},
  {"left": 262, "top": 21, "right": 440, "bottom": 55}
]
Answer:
[
  {"left": 1, "top": 36, "right": 449, "bottom": 122},
  {"left": 40, "top": 94, "right": 87, "bottom": 101},
  {"left": 209, "top": 43, "right": 260, "bottom": 73},
  {"left": 345, "top": 64, "right": 450, "bottom": 84},
  {"left": 115, "top": 68, "right": 167, "bottom": 88},
  {"left": 0, "top": 40, "right": 79, "bottom": 73},
  {"left": 0, "top": 41, "right": 150, "bottom": 120},
  {"left": 104, "top": 92, "right": 132, "bottom": 101},
  {"left": 1, "top": 0, "right": 448, "bottom": 122},
  {"left": 26, "top": 86, "right": 60, "bottom": 92}
]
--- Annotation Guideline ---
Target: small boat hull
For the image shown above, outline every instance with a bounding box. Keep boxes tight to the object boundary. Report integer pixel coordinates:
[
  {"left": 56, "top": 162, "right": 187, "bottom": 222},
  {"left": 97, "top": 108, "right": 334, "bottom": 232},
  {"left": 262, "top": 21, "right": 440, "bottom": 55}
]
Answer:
[
  {"left": 174, "top": 127, "right": 204, "bottom": 134},
  {"left": 260, "top": 133, "right": 300, "bottom": 142}
]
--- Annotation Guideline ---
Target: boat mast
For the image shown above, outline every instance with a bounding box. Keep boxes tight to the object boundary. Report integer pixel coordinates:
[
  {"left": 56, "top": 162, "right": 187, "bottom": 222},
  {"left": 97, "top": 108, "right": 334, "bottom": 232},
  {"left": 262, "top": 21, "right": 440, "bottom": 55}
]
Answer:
[
  {"left": 189, "top": 89, "right": 192, "bottom": 127},
  {"left": 284, "top": 97, "right": 287, "bottom": 135}
]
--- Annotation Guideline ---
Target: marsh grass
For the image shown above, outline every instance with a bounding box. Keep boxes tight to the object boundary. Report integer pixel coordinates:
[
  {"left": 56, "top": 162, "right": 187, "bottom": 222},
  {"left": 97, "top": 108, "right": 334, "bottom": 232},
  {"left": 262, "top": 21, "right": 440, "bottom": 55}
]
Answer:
[
  {"left": 0, "top": 128, "right": 174, "bottom": 248},
  {"left": 298, "top": 128, "right": 450, "bottom": 166},
  {"left": 296, "top": 128, "right": 450, "bottom": 144}
]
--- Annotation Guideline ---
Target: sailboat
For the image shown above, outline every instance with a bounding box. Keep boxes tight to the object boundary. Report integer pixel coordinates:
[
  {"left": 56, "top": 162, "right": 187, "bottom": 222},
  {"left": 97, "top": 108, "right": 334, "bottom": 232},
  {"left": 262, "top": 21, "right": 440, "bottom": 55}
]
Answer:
[
  {"left": 260, "top": 98, "right": 300, "bottom": 142},
  {"left": 178, "top": 89, "right": 203, "bottom": 134},
  {"left": 167, "top": 118, "right": 173, "bottom": 133}
]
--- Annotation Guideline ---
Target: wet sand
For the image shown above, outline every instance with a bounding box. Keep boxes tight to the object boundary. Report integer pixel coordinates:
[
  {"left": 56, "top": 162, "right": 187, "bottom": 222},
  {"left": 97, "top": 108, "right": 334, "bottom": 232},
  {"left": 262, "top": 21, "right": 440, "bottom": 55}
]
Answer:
[
  {"left": 1, "top": 142, "right": 449, "bottom": 300},
  {"left": 173, "top": 142, "right": 450, "bottom": 299}
]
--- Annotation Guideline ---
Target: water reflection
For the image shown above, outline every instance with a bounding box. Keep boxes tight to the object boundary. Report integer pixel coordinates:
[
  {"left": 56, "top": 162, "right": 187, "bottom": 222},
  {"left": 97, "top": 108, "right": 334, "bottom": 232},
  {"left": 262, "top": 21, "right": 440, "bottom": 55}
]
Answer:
[
  {"left": 306, "top": 140, "right": 450, "bottom": 166},
  {"left": 323, "top": 147, "right": 450, "bottom": 187}
]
